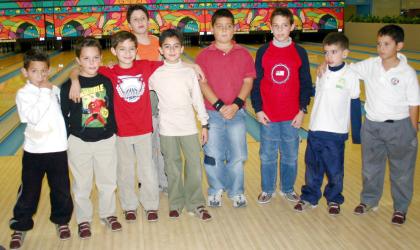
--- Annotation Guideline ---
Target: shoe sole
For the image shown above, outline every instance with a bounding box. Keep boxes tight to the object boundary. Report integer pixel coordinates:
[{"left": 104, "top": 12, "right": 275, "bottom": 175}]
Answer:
[{"left": 257, "top": 199, "right": 272, "bottom": 204}]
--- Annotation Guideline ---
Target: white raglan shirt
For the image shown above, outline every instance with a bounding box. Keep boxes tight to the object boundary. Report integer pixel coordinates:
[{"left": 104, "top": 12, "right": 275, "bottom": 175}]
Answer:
[
  {"left": 149, "top": 60, "right": 208, "bottom": 136},
  {"left": 16, "top": 82, "right": 68, "bottom": 153},
  {"left": 350, "top": 53, "right": 420, "bottom": 122},
  {"left": 309, "top": 64, "right": 360, "bottom": 133}
]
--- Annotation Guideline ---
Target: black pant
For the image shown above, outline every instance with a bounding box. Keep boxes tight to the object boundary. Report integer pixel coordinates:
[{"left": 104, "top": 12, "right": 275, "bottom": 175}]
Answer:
[{"left": 10, "top": 151, "right": 73, "bottom": 231}]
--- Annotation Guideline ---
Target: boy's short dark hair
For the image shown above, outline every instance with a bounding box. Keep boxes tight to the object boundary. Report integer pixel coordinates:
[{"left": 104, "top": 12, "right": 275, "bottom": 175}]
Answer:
[
  {"left": 111, "top": 31, "right": 138, "bottom": 48},
  {"left": 159, "top": 29, "right": 183, "bottom": 46},
  {"left": 211, "top": 9, "right": 234, "bottom": 26},
  {"left": 323, "top": 32, "right": 349, "bottom": 50},
  {"left": 74, "top": 37, "right": 102, "bottom": 58},
  {"left": 270, "top": 7, "right": 294, "bottom": 25},
  {"left": 23, "top": 48, "right": 49, "bottom": 69},
  {"left": 377, "top": 24, "right": 404, "bottom": 43},
  {"left": 127, "top": 4, "right": 149, "bottom": 23}
]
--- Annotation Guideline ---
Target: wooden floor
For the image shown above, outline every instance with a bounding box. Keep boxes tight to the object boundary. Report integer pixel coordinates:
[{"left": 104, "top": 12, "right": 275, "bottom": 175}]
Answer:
[{"left": 1, "top": 44, "right": 420, "bottom": 249}]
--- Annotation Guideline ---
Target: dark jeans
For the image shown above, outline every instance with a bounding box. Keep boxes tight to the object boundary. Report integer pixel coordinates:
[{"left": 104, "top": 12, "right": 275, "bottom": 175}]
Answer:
[
  {"left": 10, "top": 151, "right": 73, "bottom": 231},
  {"left": 300, "top": 131, "right": 348, "bottom": 205}
]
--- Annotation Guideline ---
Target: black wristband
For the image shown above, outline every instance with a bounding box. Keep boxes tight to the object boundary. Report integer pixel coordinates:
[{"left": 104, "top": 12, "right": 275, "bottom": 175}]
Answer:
[
  {"left": 213, "top": 99, "right": 225, "bottom": 111},
  {"left": 202, "top": 124, "right": 209, "bottom": 130},
  {"left": 233, "top": 97, "right": 245, "bottom": 109}
]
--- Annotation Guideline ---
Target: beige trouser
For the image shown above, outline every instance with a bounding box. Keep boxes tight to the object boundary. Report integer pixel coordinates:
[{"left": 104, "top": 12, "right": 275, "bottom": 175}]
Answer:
[
  {"left": 116, "top": 133, "right": 159, "bottom": 211},
  {"left": 68, "top": 135, "right": 117, "bottom": 224}
]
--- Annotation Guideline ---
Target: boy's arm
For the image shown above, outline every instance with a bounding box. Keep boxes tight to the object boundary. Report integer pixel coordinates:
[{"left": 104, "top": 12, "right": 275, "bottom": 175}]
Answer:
[
  {"left": 69, "top": 67, "right": 81, "bottom": 103},
  {"left": 220, "top": 77, "right": 253, "bottom": 120},
  {"left": 409, "top": 106, "right": 419, "bottom": 131},
  {"left": 60, "top": 81, "right": 71, "bottom": 133},
  {"left": 297, "top": 46, "right": 312, "bottom": 113},
  {"left": 16, "top": 85, "right": 53, "bottom": 125},
  {"left": 251, "top": 45, "right": 270, "bottom": 125},
  {"left": 191, "top": 73, "right": 209, "bottom": 126}
]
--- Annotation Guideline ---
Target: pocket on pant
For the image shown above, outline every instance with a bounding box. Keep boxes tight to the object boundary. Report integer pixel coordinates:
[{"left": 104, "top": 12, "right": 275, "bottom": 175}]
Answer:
[{"left": 204, "top": 155, "right": 216, "bottom": 166}]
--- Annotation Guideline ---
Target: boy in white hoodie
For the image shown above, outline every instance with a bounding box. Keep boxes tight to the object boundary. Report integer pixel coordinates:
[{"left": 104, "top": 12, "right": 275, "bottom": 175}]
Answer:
[{"left": 9, "top": 49, "right": 73, "bottom": 249}]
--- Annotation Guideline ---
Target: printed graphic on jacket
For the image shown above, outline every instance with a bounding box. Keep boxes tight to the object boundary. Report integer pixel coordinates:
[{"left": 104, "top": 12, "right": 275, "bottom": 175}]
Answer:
[
  {"left": 116, "top": 74, "right": 145, "bottom": 103},
  {"left": 81, "top": 84, "right": 109, "bottom": 128}
]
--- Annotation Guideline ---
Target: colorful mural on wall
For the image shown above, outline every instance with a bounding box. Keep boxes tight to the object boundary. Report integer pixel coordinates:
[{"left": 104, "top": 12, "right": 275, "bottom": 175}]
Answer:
[{"left": 0, "top": 1, "right": 344, "bottom": 40}]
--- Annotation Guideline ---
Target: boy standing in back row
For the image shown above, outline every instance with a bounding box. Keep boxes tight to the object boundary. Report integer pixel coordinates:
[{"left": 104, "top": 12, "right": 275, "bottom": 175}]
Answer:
[
  {"left": 251, "top": 7, "right": 312, "bottom": 204},
  {"left": 196, "top": 9, "right": 256, "bottom": 208}
]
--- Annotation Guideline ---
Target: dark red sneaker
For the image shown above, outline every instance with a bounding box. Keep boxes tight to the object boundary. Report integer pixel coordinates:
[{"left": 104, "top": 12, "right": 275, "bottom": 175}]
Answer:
[
  {"left": 102, "top": 216, "right": 122, "bottom": 231},
  {"left": 78, "top": 222, "right": 92, "bottom": 239},
  {"left": 189, "top": 206, "right": 212, "bottom": 221},
  {"left": 10, "top": 231, "right": 25, "bottom": 249},
  {"left": 169, "top": 210, "right": 180, "bottom": 219},
  {"left": 146, "top": 210, "right": 159, "bottom": 222},
  {"left": 57, "top": 224, "right": 71, "bottom": 240},
  {"left": 328, "top": 202, "right": 340, "bottom": 216},
  {"left": 124, "top": 210, "right": 137, "bottom": 222},
  {"left": 391, "top": 211, "right": 406, "bottom": 225}
]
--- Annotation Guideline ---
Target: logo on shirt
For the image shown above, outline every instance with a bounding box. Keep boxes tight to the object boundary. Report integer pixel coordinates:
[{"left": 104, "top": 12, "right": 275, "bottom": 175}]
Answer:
[
  {"left": 80, "top": 84, "right": 109, "bottom": 128},
  {"left": 116, "top": 74, "right": 145, "bottom": 103},
  {"left": 271, "top": 64, "right": 290, "bottom": 85},
  {"left": 391, "top": 77, "right": 400, "bottom": 85}
]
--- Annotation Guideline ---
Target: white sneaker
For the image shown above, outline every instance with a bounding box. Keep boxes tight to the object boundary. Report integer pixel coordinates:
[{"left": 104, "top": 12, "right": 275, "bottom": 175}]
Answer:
[
  {"left": 279, "top": 191, "right": 300, "bottom": 202},
  {"left": 231, "top": 194, "right": 248, "bottom": 208},
  {"left": 207, "top": 189, "right": 223, "bottom": 207}
]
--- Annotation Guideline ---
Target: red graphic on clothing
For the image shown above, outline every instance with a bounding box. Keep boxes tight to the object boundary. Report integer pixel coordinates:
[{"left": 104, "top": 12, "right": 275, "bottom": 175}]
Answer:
[{"left": 84, "top": 98, "right": 106, "bottom": 127}]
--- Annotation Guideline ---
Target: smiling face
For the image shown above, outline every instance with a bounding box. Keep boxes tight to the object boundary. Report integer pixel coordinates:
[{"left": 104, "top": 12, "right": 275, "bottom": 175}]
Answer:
[
  {"left": 111, "top": 39, "right": 137, "bottom": 68},
  {"left": 159, "top": 36, "right": 184, "bottom": 64},
  {"left": 271, "top": 15, "right": 294, "bottom": 43},
  {"left": 377, "top": 35, "right": 403, "bottom": 61},
  {"left": 77, "top": 46, "right": 102, "bottom": 77},
  {"left": 128, "top": 9, "right": 149, "bottom": 36},
  {"left": 21, "top": 61, "right": 49, "bottom": 86}
]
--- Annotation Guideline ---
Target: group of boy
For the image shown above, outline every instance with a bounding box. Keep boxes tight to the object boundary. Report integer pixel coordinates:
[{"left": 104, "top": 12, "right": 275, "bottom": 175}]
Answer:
[{"left": 8, "top": 4, "right": 419, "bottom": 250}]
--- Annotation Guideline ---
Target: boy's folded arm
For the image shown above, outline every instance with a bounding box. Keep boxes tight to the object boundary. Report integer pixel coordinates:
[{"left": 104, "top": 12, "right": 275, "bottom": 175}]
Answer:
[
  {"left": 16, "top": 90, "right": 52, "bottom": 125},
  {"left": 199, "top": 79, "right": 219, "bottom": 107}
]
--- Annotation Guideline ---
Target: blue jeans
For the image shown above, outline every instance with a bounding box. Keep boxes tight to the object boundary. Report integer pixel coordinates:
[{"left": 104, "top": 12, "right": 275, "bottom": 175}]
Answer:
[
  {"left": 203, "top": 109, "right": 248, "bottom": 198},
  {"left": 260, "top": 120, "right": 299, "bottom": 194}
]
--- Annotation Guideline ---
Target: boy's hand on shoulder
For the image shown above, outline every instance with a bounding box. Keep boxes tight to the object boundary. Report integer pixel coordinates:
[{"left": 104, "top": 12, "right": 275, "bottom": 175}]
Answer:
[
  {"left": 184, "top": 62, "right": 206, "bottom": 81},
  {"left": 256, "top": 111, "right": 270, "bottom": 125},
  {"left": 201, "top": 128, "right": 208, "bottom": 145},
  {"left": 291, "top": 110, "right": 305, "bottom": 128},
  {"left": 69, "top": 67, "right": 81, "bottom": 103},
  {"left": 220, "top": 104, "right": 238, "bottom": 120},
  {"left": 69, "top": 81, "right": 81, "bottom": 103}
]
